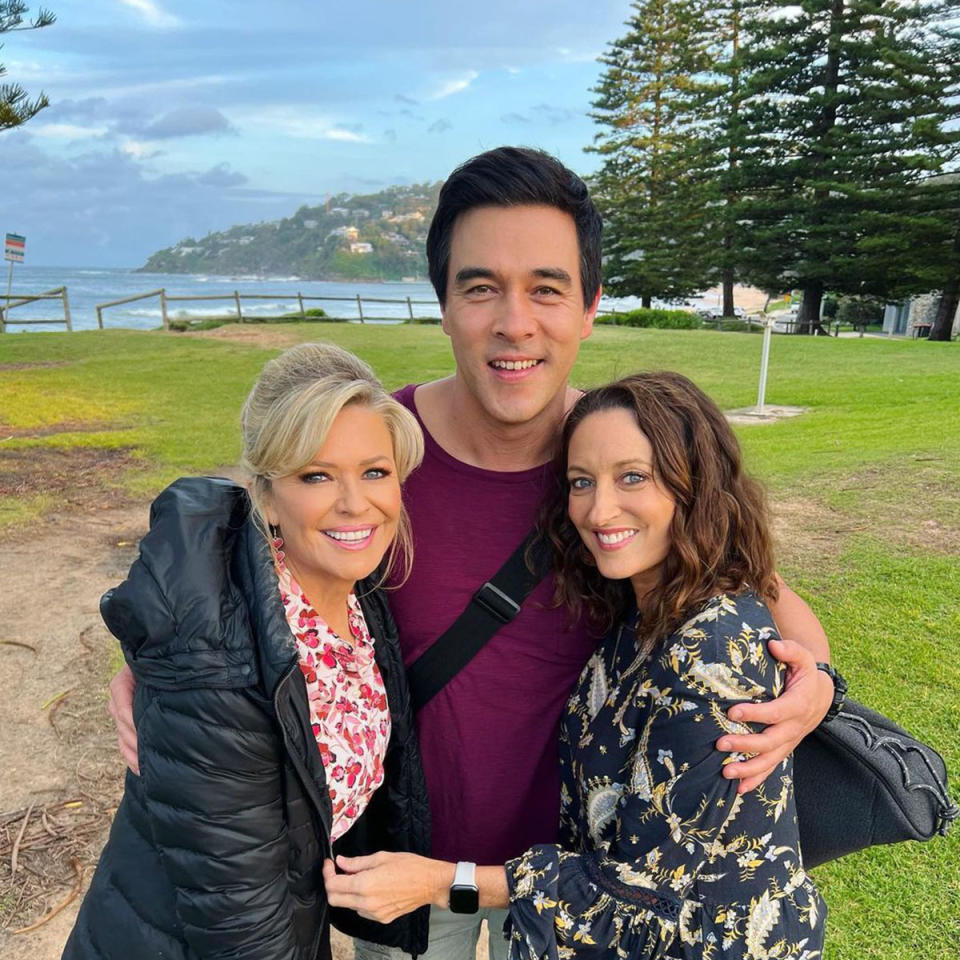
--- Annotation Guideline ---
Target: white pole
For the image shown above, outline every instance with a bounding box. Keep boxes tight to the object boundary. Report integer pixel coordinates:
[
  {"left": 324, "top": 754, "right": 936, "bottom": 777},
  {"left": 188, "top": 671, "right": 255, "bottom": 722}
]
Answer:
[
  {"left": 0, "top": 261, "right": 10, "bottom": 333},
  {"left": 756, "top": 318, "right": 773, "bottom": 415}
]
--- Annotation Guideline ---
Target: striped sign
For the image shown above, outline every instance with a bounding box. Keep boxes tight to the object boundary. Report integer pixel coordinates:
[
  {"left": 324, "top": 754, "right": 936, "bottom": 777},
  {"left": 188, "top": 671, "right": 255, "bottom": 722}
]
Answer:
[{"left": 5, "top": 233, "right": 25, "bottom": 263}]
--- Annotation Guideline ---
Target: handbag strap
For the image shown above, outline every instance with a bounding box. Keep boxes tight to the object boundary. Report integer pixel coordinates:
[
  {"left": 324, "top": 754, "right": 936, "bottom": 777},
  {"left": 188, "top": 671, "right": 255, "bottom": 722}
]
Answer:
[{"left": 407, "top": 529, "right": 550, "bottom": 712}]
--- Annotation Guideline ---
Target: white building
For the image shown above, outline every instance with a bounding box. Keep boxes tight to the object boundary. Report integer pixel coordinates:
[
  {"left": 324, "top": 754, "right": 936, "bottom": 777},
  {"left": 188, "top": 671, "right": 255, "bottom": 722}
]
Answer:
[{"left": 884, "top": 293, "right": 959, "bottom": 338}]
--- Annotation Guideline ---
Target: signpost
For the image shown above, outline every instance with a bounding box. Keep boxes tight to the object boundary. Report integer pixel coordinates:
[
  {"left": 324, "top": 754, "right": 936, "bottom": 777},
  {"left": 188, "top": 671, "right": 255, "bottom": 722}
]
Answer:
[
  {"left": 756, "top": 317, "right": 774, "bottom": 415},
  {"left": 3, "top": 233, "right": 25, "bottom": 333}
]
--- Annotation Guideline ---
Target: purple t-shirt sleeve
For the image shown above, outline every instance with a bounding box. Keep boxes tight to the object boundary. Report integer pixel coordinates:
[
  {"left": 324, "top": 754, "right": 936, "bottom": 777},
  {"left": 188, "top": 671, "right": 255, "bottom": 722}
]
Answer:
[{"left": 389, "top": 385, "right": 597, "bottom": 865}]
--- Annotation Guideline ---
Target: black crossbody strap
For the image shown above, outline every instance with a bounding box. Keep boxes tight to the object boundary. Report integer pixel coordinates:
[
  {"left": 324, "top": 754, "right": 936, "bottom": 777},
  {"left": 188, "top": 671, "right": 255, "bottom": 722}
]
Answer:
[{"left": 407, "top": 529, "right": 551, "bottom": 712}]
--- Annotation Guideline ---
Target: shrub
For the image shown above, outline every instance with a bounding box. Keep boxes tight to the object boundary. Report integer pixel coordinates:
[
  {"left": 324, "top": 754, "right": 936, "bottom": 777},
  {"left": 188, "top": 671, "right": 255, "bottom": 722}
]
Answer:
[
  {"left": 836, "top": 296, "right": 884, "bottom": 326},
  {"left": 602, "top": 308, "right": 700, "bottom": 330}
]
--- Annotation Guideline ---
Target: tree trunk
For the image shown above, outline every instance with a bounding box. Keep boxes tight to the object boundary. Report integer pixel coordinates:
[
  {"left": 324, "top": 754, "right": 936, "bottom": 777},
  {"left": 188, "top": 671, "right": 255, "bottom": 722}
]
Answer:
[
  {"left": 642, "top": 294, "right": 652, "bottom": 309},
  {"left": 722, "top": 2, "right": 742, "bottom": 322},
  {"left": 722, "top": 265, "right": 735, "bottom": 317},
  {"left": 797, "top": 282, "right": 825, "bottom": 335},
  {"left": 930, "top": 274, "right": 959, "bottom": 341}
]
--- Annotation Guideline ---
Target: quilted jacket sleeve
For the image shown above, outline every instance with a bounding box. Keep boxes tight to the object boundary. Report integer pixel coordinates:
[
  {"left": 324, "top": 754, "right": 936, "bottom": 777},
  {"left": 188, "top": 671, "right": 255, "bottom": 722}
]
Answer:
[{"left": 135, "top": 681, "right": 310, "bottom": 960}]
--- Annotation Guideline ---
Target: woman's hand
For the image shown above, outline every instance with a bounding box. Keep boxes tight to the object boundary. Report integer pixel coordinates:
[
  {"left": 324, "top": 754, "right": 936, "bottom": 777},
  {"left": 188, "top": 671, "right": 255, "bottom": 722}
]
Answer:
[
  {"left": 717, "top": 637, "right": 833, "bottom": 793},
  {"left": 324, "top": 853, "right": 454, "bottom": 924}
]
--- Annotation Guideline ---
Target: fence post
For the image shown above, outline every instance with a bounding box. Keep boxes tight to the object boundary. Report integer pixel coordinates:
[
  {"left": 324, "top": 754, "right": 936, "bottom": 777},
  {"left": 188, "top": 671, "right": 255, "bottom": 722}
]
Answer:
[
  {"left": 356, "top": 294, "right": 364, "bottom": 323},
  {"left": 0, "top": 304, "right": 5, "bottom": 334},
  {"left": 298, "top": 292, "right": 306, "bottom": 320},
  {"left": 406, "top": 296, "right": 414, "bottom": 321},
  {"left": 61, "top": 286, "right": 73, "bottom": 332},
  {"left": 160, "top": 289, "right": 169, "bottom": 330},
  {"left": 234, "top": 290, "right": 243, "bottom": 323}
]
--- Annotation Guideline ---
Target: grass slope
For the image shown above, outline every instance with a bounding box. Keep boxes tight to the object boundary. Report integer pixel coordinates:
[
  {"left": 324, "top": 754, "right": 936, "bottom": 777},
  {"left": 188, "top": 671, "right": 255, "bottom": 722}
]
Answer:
[{"left": 0, "top": 325, "right": 957, "bottom": 958}]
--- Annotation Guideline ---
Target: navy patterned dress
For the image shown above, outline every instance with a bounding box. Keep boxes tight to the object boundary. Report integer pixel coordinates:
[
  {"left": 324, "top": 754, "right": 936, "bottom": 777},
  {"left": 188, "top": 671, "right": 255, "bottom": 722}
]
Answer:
[{"left": 504, "top": 592, "right": 825, "bottom": 960}]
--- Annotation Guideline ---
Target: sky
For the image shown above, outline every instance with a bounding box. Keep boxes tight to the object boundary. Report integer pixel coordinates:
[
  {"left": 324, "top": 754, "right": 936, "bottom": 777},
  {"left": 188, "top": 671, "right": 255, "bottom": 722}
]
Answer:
[{"left": 0, "top": 0, "right": 633, "bottom": 267}]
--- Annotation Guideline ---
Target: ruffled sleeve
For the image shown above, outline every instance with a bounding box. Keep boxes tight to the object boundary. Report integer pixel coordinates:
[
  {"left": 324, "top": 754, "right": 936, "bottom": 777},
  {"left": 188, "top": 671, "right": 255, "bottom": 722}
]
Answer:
[{"left": 504, "top": 593, "right": 788, "bottom": 960}]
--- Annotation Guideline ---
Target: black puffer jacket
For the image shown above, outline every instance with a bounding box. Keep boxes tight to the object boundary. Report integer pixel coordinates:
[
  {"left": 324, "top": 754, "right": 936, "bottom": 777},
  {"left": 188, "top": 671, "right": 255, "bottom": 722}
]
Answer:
[{"left": 64, "top": 477, "right": 430, "bottom": 960}]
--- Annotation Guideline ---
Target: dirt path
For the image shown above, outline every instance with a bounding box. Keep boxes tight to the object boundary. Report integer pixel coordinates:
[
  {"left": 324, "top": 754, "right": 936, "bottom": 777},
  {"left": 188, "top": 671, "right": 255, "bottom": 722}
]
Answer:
[
  {"left": 0, "top": 502, "right": 379, "bottom": 960},
  {"left": 0, "top": 504, "right": 145, "bottom": 957}
]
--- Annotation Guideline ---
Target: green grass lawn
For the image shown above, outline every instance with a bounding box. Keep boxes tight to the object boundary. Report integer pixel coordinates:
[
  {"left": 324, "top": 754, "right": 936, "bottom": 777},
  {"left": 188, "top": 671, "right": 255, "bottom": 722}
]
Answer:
[{"left": 1, "top": 324, "right": 958, "bottom": 958}]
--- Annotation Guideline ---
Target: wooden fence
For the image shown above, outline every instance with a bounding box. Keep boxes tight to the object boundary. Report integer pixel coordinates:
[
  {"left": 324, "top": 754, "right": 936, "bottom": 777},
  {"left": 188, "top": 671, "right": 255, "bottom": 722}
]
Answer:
[
  {"left": 95, "top": 289, "right": 441, "bottom": 329},
  {"left": 0, "top": 287, "right": 72, "bottom": 333}
]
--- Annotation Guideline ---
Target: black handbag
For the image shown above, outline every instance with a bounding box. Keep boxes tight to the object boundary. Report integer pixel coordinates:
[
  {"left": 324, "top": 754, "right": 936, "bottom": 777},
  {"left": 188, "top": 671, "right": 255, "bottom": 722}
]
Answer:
[
  {"left": 409, "top": 531, "right": 959, "bottom": 865},
  {"left": 794, "top": 699, "right": 957, "bottom": 867}
]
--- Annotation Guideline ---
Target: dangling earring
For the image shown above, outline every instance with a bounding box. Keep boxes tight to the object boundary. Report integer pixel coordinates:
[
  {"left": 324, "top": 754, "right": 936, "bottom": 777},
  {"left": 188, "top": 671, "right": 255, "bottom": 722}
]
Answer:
[{"left": 269, "top": 524, "right": 284, "bottom": 561}]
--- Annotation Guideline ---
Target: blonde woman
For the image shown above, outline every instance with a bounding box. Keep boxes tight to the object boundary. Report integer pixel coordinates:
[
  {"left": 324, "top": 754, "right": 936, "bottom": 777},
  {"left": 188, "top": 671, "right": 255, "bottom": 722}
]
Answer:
[{"left": 64, "top": 343, "right": 429, "bottom": 960}]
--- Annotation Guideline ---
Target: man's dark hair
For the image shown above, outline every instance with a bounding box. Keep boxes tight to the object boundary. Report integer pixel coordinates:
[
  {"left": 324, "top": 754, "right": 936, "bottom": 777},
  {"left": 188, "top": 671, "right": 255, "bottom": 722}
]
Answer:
[{"left": 426, "top": 146, "right": 602, "bottom": 307}]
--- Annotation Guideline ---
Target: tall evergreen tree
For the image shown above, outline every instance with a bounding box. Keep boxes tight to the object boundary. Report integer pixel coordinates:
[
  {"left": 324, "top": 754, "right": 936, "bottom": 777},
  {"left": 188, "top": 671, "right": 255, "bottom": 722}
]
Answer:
[
  {"left": 0, "top": 2, "right": 55, "bottom": 131},
  {"left": 690, "top": 0, "right": 750, "bottom": 318},
  {"left": 734, "top": 0, "right": 960, "bottom": 333},
  {"left": 589, "top": 0, "right": 715, "bottom": 307}
]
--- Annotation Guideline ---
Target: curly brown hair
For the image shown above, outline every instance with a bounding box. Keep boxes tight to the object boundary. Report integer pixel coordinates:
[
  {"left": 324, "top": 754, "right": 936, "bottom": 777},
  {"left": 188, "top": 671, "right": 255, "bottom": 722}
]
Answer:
[{"left": 538, "top": 371, "right": 778, "bottom": 655}]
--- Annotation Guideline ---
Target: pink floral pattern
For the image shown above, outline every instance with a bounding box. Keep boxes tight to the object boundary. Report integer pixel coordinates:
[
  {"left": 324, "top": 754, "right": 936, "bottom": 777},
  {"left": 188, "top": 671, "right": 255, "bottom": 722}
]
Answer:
[{"left": 275, "top": 554, "right": 391, "bottom": 840}]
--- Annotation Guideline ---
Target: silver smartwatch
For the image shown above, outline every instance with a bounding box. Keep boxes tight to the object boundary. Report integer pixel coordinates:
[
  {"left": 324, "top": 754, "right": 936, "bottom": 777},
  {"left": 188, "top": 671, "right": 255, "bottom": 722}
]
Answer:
[{"left": 449, "top": 861, "right": 479, "bottom": 914}]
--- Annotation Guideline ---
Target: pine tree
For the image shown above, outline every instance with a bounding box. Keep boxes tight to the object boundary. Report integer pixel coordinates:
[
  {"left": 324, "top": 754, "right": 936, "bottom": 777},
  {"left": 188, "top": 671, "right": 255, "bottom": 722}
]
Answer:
[
  {"left": 1, "top": 2, "right": 56, "bottom": 132},
  {"left": 734, "top": 0, "right": 960, "bottom": 333},
  {"left": 589, "top": 0, "right": 716, "bottom": 307},
  {"left": 692, "top": 0, "right": 750, "bottom": 318}
]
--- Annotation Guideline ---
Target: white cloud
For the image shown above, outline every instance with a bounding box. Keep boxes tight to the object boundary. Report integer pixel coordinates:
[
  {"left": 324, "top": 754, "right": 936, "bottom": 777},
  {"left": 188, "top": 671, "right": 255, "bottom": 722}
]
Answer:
[
  {"left": 426, "top": 70, "right": 479, "bottom": 101},
  {"left": 118, "top": 0, "right": 182, "bottom": 28},
  {"left": 228, "top": 106, "right": 372, "bottom": 143},
  {"left": 555, "top": 47, "right": 601, "bottom": 64},
  {"left": 121, "top": 140, "right": 155, "bottom": 158},
  {"left": 31, "top": 123, "right": 110, "bottom": 139}
]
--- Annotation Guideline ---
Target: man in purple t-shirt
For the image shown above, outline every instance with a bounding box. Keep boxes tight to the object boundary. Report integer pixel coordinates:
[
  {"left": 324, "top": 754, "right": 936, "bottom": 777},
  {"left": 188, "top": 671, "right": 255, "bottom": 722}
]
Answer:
[
  {"left": 108, "top": 147, "right": 834, "bottom": 960},
  {"left": 348, "top": 147, "right": 833, "bottom": 960}
]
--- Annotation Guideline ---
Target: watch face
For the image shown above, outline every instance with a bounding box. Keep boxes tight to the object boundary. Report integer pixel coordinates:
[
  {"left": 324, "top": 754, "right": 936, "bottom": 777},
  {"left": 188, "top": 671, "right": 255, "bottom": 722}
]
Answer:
[{"left": 449, "top": 884, "right": 479, "bottom": 914}]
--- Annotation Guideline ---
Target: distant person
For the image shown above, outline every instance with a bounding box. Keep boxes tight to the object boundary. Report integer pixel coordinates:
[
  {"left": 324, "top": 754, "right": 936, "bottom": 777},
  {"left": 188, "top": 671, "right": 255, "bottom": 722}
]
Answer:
[
  {"left": 324, "top": 371, "right": 827, "bottom": 960},
  {"left": 107, "top": 147, "right": 835, "bottom": 960},
  {"left": 65, "top": 343, "right": 431, "bottom": 960}
]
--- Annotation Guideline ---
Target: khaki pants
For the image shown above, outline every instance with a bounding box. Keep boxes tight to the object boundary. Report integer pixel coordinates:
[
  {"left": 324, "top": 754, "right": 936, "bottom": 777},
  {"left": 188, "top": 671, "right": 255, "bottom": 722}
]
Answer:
[{"left": 354, "top": 906, "right": 512, "bottom": 960}]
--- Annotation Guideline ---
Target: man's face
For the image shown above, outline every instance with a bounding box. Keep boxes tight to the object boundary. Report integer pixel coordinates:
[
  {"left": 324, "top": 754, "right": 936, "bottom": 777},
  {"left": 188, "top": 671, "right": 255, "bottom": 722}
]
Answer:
[{"left": 441, "top": 204, "right": 599, "bottom": 427}]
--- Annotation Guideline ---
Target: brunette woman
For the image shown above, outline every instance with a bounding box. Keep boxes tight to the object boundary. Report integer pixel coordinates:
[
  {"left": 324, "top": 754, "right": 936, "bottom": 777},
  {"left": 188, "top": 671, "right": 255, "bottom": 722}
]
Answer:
[{"left": 325, "top": 371, "right": 826, "bottom": 960}]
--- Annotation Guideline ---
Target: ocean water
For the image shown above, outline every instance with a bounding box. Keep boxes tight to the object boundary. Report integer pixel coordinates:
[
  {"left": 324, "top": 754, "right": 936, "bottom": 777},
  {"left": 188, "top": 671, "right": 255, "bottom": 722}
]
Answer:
[
  {"left": 0, "top": 265, "right": 703, "bottom": 334},
  {"left": 0, "top": 266, "right": 444, "bottom": 332}
]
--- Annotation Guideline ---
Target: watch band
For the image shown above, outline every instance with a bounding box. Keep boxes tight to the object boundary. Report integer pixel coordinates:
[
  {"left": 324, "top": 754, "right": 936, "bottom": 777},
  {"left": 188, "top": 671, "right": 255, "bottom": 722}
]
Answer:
[
  {"left": 449, "top": 861, "right": 479, "bottom": 914},
  {"left": 816, "top": 662, "right": 848, "bottom": 723}
]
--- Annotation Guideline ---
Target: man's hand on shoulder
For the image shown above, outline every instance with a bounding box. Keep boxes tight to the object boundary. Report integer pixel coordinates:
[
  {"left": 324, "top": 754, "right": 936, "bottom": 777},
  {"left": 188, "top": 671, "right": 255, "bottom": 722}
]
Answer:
[
  {"left": 716, "top": 638, "right": 833, "bottom": 793},
  {"left": 108, "top": 664, "right": 140, "bottom": 775}
]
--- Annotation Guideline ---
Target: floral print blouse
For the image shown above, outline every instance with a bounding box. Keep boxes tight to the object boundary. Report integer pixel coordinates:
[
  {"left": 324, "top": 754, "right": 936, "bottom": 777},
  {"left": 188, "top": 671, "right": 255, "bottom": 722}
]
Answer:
[
  {"left": 276, "top": 557, "right": 391, "bottom": 841},
  {"left": 505, "top": 591, "right": 825, "bottom": 960}
]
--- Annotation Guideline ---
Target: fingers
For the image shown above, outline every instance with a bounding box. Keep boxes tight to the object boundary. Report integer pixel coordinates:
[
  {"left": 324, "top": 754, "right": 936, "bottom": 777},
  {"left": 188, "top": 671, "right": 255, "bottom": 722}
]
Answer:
[
  {"left": 323, "top": 863, "right": 398, "bottom": 923},
  {"left": 729, "top": 696, "right": 792, "bottom": 726},
  {"left": 724, "top": 741, "right": 793, "bottom": 780},
  {"left": 717, "top": 722, "right": 796, "bottom": 758},
  {"left": 766, "top": 637, "right": 815, "bottom": 670},
  {"left": 737, "top": 772, "right": 770, "bottom": 795},
  {"left": 335, "top": 852, "right": 384, "bottom": 873},
  {"left": 108, "top": 665, "right": 140, "bottom": 775},
  {"left": 117, "top": 726, "right": 140, "bottom": 776}
]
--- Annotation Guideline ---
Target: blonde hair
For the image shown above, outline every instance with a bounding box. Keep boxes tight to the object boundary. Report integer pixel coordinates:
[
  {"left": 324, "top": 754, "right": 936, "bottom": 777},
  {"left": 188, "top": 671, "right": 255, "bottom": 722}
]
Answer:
[{"left": 240, "top": 342, "right": 424, "bottom": 585}]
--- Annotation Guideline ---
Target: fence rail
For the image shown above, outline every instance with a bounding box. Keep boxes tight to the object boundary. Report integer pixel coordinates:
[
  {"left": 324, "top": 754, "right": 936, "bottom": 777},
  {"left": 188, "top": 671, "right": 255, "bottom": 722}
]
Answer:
[
  {"left": 95, "top": 288, "right": 442, "bottom": 329},
  {"left": 0, "top": 286, "right": 72, "bottom": 332}
]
